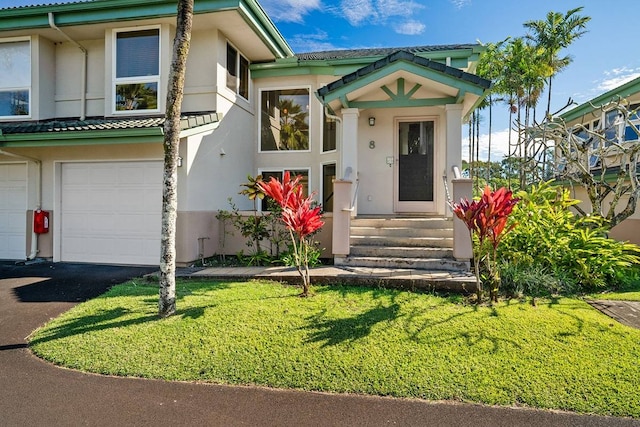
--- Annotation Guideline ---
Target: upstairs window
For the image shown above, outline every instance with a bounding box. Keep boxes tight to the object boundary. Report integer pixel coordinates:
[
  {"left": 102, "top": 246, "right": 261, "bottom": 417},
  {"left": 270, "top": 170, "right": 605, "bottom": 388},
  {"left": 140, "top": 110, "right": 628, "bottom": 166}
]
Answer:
[
  {"left": 323, "top": 111, "right": 337, "bottom": 152},
  {"left": 0, "top": 40, "right": 30, "bottom": 117},
  {"left": 114, "top": 28, "right": 160, "bottom": 112},
  {"left": 226, "top": 43, "right": 249, "bottom": 100},
  {"left": 260, "top": 88, "right": 310, "bottom": 151}
]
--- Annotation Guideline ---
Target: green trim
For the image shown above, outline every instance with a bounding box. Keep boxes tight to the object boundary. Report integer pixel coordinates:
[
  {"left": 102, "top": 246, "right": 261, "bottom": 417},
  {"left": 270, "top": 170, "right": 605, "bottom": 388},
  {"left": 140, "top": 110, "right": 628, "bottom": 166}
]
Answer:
[
  {"left": 319, "top": 60, "right": 487, "bottom": 107},
  {"left": 349, "top": 97, "right": 457, "bottom": 109},
  {"left": 251, "top": 46, "right": 482, "bottom": 79},
  {"left": 0, "top": 128, "right": 162, "bottom": 147},
  {"left": 0, "top": 0, "right": 292, "bottom": 59},
  {"left": 560, "top": 76, "right": 640, "bottom": 123}
]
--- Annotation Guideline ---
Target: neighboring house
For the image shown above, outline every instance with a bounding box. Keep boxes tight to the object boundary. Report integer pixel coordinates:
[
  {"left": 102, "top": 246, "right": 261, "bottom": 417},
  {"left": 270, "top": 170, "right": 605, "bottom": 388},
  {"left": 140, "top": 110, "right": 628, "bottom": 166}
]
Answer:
[
  {"left": 0, "top": 0, "right": 490, "bottom": 267},
  {"left": 558, "top": 76, "right": 640, "bottom": 244}
]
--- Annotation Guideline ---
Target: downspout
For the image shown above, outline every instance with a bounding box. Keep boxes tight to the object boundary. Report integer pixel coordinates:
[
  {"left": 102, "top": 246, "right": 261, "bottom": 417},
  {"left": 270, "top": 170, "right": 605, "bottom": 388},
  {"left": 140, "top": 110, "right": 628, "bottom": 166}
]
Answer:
[
  {"left": 0, "top": 149, "right": 42, "bottom": 260},
  {"left": 48, "top": 12, "right": 87, "bottom": 120}
]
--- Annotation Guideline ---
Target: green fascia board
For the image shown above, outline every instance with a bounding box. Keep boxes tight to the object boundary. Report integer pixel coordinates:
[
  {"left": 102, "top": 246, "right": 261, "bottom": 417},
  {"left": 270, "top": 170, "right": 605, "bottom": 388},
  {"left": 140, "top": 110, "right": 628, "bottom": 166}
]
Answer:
[
  {"left": 349, "top": 97, "right": 457, "bottom": 109},
  {"left": 0, "top": 0, "right": 292, "bottom": 58},
  {"left": 319, "top": 60, "right": 488, "bottom": 106},
  {"left": 560, "top": 76, "right": 640, "bottom": 123},
  {"left": 0, "top": 127, "right": 163, "bottom": 147}
]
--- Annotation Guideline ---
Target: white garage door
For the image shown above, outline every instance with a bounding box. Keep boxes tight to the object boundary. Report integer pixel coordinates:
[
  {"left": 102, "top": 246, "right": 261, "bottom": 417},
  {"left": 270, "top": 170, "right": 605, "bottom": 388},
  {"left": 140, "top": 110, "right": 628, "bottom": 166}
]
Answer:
[
  {"left": 61, "top": 161, "right": 163, "bottom": 265},
  {"left": 0, "top": 163, "right": 27, "bottom": 260}
]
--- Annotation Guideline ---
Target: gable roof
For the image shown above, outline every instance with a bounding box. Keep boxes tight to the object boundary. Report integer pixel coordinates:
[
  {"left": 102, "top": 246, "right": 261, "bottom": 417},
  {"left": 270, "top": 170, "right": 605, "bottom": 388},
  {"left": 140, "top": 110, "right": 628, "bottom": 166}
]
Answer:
[
  {"left": 0, "top": 112, "right": 221, "bottom": 147},
  {"left": 317, "top": 50, "right": 491, "bottom": 99}
]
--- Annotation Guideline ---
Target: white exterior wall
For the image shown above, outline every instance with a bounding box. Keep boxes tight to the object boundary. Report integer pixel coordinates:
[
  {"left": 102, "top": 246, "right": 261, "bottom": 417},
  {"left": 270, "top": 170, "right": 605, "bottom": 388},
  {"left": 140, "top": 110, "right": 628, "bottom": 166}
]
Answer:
[
  {"left": 356, "top": 106, "right": 448, "bottom": 215},
  {"left": 252, "top": 75, "right": 340, "bottom": 202}
]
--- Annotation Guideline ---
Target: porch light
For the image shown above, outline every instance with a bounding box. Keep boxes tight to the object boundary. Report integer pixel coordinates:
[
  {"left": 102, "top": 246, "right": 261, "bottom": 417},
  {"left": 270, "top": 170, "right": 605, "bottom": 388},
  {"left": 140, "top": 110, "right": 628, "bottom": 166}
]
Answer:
[{"left": 368, "top": 117, "right": 375, "bottom": 126}]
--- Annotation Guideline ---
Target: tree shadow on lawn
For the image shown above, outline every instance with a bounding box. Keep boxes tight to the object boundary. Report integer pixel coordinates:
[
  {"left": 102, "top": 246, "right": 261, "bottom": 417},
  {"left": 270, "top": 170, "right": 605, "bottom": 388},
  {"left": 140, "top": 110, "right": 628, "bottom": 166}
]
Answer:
[
  {"left": 28, "top": 307, "right": 157, "bottom": 346},
  {"left": 303, "top": 303, "right": 401, "bottom": 347}
]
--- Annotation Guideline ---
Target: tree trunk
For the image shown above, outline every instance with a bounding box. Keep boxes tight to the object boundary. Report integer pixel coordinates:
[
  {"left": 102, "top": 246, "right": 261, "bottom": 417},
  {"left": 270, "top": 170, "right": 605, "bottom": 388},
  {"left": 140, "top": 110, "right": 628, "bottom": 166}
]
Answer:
[{"left": 159, "top": 0, "right": 194, "bottom": 318}]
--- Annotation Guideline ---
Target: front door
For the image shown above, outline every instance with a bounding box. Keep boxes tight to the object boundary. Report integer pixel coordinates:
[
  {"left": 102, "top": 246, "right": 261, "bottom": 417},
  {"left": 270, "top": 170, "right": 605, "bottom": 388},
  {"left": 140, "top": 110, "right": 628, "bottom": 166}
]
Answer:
[{"left": 395, "top": 119, "right": 436, "bottom": 212}]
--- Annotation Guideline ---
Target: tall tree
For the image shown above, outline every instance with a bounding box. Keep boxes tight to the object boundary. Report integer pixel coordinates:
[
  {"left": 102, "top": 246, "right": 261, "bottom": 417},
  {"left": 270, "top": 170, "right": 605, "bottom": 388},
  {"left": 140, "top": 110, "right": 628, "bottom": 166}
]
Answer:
[
  {"left": 477, "top": 40, "right": 508, "bottom": 181},
  {"left": 159, "top": 0, "right": 194, "bottom": 318},
  {"left": 523, "top": 7, "right": 590, "bottom": 119}
]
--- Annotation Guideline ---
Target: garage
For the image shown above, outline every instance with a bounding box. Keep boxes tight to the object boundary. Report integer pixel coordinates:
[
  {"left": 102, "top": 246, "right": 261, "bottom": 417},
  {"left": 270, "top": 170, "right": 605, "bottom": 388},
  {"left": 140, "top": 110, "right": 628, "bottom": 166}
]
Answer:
[
  {"left": 60, "top": 161, "right": 163, "bottom": 265},
  {"left": 0, "top": 163, "right": 27, "bottom": 260}
]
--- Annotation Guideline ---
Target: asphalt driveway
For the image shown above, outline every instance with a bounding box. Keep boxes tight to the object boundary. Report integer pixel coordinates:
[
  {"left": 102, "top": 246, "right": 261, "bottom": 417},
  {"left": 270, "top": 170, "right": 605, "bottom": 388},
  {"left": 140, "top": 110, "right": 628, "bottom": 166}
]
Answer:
[{"left": 0, "top": 261, "right": 638, "bottom": 426}]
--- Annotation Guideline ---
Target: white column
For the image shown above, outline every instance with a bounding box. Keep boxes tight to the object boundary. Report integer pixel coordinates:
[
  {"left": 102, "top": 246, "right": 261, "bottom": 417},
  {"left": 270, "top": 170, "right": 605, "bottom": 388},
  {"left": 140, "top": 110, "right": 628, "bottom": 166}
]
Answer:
[
  {"left": 452, "top": 178, "right": 473, "bottom": 261},
  {"left": 445, "top": 104, "right": 463, "bottom": 218}
]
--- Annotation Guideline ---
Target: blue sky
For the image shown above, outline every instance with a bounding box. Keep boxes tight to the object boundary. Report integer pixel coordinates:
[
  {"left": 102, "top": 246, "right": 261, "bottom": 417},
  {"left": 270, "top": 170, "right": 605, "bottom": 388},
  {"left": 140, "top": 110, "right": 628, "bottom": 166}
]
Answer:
[{"left": 4, "top": 0, "right": 639, "bottom": 160}]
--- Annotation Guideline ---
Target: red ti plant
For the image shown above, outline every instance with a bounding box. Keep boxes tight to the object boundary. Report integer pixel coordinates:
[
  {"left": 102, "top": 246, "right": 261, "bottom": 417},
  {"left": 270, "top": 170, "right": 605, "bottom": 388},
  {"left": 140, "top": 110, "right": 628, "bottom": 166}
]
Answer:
[
  {"left": 452, "top": 186, "right": 519, "bottom": 303},
  {"left": 258, "top": 171, "right": 324, "bottom": 297}
]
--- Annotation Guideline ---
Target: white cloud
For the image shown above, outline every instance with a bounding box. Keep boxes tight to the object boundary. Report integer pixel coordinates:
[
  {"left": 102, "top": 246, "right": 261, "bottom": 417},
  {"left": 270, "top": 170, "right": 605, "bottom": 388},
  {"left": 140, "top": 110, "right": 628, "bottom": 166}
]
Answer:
[
  {"left": 449, "top": 0, "right": 471, "bottom": 9},
  {"left": 340, "top": 0, "right": 376, "bottom": 25},
  {"left": 288, "top": 30, "right": 339, "bottom": 53},
  {"left": 598, "top": 70, "right": 640, "bottom": 92},
  {"left": 393, "top": 20, "right": 426, "bottom": 35},
  {"left": 462, "top": 127, "right": 518, "bottom": 162},
  {"left": 260, "top": 0, "right": 322, "bottom": 23},
  {"left": 339, "top": 0, "right": 424, "bottom": 26}
]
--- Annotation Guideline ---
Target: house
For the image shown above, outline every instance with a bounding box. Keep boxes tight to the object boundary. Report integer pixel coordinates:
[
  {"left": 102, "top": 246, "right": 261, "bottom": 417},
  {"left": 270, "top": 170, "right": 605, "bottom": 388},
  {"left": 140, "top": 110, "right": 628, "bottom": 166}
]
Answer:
[
  {"left": 558, "top": 76, "right": 640, "bottom": 244},
  {"left": 0, "top": 0, "right": 490, "bottom": 267}
]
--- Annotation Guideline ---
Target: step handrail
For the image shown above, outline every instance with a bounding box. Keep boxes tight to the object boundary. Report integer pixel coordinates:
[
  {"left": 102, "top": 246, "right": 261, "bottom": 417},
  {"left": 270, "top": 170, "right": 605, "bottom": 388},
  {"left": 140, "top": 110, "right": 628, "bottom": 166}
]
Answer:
[{"left": 443, "top": 165, "right": 461, "bottom": 210}]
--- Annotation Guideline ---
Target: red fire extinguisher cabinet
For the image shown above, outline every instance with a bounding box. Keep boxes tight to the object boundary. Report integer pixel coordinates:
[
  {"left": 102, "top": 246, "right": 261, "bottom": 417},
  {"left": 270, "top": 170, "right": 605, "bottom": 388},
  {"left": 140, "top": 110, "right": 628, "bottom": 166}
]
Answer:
[{"left": 34, "top": 209, "right": 49, "bottom": 234}]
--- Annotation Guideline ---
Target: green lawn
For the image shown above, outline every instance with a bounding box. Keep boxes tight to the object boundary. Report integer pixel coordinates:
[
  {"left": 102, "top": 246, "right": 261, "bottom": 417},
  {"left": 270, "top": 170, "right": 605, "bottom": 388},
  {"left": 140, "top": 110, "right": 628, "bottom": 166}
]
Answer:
[{"left": 29, "top": 279, "right": 640, "bottom": 418}]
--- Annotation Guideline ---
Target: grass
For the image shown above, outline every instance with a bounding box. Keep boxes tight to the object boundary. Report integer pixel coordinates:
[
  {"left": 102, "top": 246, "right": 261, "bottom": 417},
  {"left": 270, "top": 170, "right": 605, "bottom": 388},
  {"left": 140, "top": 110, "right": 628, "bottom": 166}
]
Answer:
[
  {"left": 586, "top": 275, "right": 640, "bottom": 302},
  {"left": 29, "top": 279, "right": 640, "bottom": 418}
]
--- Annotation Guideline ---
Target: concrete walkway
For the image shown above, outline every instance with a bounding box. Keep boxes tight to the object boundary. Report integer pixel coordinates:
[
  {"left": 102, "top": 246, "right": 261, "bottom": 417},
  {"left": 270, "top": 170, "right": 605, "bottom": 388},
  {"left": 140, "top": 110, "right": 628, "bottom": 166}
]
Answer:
[
  {"left": 177, "top": 264, "right": 477, "bottom": 293},
  {"left": 587, "top": 300, "right": 640, "bottom": 329}
]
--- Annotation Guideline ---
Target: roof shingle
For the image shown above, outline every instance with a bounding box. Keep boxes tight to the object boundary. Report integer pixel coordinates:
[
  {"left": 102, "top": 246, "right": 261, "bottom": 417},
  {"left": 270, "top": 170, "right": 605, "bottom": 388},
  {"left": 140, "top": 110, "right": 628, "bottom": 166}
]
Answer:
[{"left": 0, "top": 112, "right": 220, "bottom": 135}]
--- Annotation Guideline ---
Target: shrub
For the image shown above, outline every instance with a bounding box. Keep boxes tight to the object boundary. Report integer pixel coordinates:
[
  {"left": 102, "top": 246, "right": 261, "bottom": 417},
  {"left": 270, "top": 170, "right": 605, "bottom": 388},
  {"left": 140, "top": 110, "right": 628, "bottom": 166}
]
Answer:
[{"left": 499, "top": 181, "right": 640, "bottom": 292}]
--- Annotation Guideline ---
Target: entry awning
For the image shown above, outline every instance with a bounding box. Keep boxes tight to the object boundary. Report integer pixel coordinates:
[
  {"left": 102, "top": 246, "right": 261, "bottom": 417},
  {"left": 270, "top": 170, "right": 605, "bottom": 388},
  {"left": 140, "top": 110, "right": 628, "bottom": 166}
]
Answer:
[{"left": 316, "top": 50, "right": 491, "bottom": 118}]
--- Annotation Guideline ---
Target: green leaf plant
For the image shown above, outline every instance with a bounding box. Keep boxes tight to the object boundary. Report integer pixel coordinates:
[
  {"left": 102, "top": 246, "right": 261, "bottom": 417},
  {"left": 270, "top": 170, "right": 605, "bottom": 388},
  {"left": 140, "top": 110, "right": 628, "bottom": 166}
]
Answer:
[{"left": 452, "top": 186, "right": 519, "bottom": 303}]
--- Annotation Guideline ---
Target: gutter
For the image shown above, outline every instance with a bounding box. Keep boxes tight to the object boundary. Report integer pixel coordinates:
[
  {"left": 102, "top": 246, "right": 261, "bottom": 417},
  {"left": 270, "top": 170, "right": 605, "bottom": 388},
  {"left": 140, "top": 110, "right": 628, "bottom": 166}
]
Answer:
[
  {"left": 48, "top": 12, "right": 87, "bottom": 120},
  {"left": 0, "top": 149, "right": 42, "bottom": 261}
]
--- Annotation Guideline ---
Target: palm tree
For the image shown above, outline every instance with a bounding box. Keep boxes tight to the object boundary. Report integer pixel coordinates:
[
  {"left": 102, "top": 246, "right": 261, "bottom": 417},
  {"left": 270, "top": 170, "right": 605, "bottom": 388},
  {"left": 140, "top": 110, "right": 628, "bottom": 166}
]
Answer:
[
  {"left": 523, "top": 7, "right": 591, "bottom": 119},
  {"left": 477, "top": 40, "right": 508, "bottom": 181},
  {"left": 277, "top": 98, "right": 309, "bottom": 150}
]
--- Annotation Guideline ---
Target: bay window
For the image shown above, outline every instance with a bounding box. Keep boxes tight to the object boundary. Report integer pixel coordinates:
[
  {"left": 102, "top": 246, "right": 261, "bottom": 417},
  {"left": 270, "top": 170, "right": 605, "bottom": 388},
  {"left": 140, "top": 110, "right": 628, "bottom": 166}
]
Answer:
[
  {"left": 0, "top": 39, "right": 30, "bottom": 117},
  {"left": 114, "top": 28, "right": 160, "bottom": 112}
]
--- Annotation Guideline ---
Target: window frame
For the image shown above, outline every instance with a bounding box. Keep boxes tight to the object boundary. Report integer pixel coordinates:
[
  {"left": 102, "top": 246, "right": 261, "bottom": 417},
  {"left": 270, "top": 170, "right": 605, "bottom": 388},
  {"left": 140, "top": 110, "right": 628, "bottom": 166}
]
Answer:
[
  {"left": 226, "top": 42, "right": 250, "bottom": 101},
  {"left": 257, "top": 167, "right": 311, "bottom": 211},
  {"left": 322, "top": 109, "right": 338, "bottom": 153},
  {"left": 320, "top": 161, "right": 336, "bottom": 213},
  {"left": 258, "top": 86, "right": 312, "bottom": 153},
  {"left": 0, "top": 37, "right": 31, "bottom": 119},
  {"left": 112, "top": 25, "right": 161, "bottom": 115}
]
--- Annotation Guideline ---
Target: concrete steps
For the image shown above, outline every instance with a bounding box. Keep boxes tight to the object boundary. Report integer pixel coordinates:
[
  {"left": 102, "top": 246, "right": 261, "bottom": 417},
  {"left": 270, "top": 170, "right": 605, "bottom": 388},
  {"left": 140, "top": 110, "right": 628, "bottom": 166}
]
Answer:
[{"left": 335, "top": 216, "right": 469, "bottom": 272}]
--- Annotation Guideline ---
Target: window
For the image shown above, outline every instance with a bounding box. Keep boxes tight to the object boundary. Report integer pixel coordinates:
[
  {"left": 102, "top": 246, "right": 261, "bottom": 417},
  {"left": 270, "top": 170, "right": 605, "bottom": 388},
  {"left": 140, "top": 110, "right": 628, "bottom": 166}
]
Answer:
[
  {"left": 260, "top": 88, "right": 310, "bottom": 151},
  {"left": 624, "top": 103, "right": 640, "bottom": 142},
  {"left": 0, "top": 40, "right": 30, "bottom": 117},
  {"left": 322, "top": 163, "right": 336, "bottom": 212},
  {"left": 114, "top": 28, "right": 160, "bottom": 112},
  {"left": 323, "top": 111, "right": 337, "bottom": 152},
  {"left": 259, "top": 168, "right": 309, "bottom": 211},
  {"left": 226, "top": 43, "right": 249, "bottom": 100}
]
